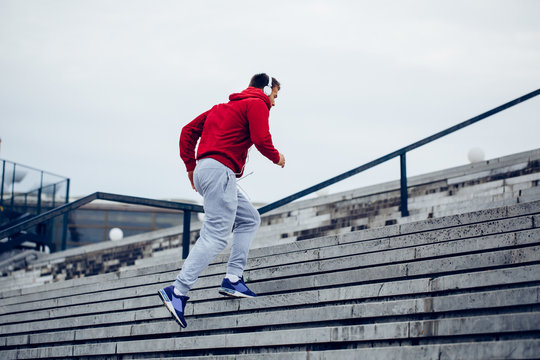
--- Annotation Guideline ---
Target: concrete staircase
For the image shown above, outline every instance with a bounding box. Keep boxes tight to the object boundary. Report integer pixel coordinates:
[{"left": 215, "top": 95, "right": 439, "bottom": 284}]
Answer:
[
  {"left": 3, "top": 148, "right": 538, "bottom": 291},
  {"left": 1, "top": 200, "right": 539, "bottom": 359}
]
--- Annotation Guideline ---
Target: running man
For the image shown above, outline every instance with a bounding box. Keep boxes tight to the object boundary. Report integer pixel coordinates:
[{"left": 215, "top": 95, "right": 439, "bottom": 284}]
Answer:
[{"left": 158, "top": 73, "right": 285, "bottom": 328}]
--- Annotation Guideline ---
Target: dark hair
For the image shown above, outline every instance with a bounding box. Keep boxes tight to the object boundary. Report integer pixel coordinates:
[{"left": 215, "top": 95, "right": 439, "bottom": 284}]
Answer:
[{"left": 249, "top": 73, "right": 281, "bottom": 90}]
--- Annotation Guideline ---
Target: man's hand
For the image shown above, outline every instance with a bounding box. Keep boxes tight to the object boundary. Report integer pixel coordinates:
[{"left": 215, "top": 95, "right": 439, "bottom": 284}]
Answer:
[
  {"left": 188, "top": 171, "right": 196, "bottom": 191},
  {"left": 277, "top": 153, "right": 286, "bottom": 168}
]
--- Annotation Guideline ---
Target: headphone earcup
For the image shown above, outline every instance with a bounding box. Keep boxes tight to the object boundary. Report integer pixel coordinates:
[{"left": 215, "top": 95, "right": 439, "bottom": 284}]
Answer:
[{"left": 263, "top": 74, "right": 272, "bottom": 95}]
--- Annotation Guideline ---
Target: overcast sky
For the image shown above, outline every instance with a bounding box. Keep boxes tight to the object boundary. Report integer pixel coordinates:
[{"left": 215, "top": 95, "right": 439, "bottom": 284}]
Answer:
[{"left": 1, "top": 1, "right": 539, "bottom": 205}]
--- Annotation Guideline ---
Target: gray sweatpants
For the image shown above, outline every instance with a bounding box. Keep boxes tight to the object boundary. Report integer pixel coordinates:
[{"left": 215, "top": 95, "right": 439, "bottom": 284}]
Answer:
[{"left": 174, "top": 158, "right": 261, "bottom": 295}]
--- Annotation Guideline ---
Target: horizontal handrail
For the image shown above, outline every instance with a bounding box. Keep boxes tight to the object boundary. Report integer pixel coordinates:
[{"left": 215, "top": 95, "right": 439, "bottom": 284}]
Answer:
[
  {"left": 4, "top": 179, "right": 67, "bottom": 197},
  {"left": 258, "top": 87, "right": 540, "bottom": 215},
  {"left": 0, "top": 192, "right": 204, "bottom": 241},
  {"left": 0, "top": 158, "right": 69, "bottom": 180}
]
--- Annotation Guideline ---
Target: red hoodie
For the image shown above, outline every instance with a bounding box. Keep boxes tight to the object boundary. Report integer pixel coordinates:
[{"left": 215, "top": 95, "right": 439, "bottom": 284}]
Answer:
[{"left": 180, "top": 87, "right": 281, "bottom": 177}]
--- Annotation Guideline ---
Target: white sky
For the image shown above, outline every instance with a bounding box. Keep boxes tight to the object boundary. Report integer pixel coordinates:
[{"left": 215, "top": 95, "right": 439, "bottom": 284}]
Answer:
[{"left": 1, "top": 1, "right": 539, "bottom": 204}]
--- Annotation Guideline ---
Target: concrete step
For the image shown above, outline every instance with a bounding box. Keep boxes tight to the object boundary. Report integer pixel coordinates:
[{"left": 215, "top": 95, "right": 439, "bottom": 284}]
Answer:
[
  {"left": 1, "top": 238, "right": 538, "bottom": 336},
  {"left": 1, "top": 199, "right": 538, "bottom": 300},
  {"left": 3, "top": 281, "right": 538, "bottom": 345},
  {"left": 1, "top": 200, "right": 539, "bottom": 359},
  {"left": 1, "top": 214, "right": 537, "bottom": 316},
  {"left": 1, "top": 199, "right": 537, "bottom": 304},
  {"left": 117, "top": 339, "right": 540, "bottom": 360},
  {"left": 2, "top": 313, "right": 539, "bottom": 359},
  {"left": 2, "top": 255, "right": 539, "bottom": 328}
]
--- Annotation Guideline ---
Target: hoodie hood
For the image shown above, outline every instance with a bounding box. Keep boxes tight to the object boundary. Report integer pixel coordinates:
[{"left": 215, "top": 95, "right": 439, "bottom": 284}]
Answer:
[{"left": 229, "top": 87, "right": 271, "bottom": 109}]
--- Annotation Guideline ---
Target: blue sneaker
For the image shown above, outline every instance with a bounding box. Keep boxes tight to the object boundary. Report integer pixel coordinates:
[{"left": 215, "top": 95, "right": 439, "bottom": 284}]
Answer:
[
  {"left": 219, "top": 276, "right": 257, "bottom": 298},
  {"left": 158, "top": 285, "right": 189, "bottom": 328}
]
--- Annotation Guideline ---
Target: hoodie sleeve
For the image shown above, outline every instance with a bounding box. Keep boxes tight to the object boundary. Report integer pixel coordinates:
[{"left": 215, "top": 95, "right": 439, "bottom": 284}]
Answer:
[
  {"left": 247, "top": 100, "right": 281, "bottom": 164},
  {"left": 179, "top": 110, "right": 210, "bottom": 172}
]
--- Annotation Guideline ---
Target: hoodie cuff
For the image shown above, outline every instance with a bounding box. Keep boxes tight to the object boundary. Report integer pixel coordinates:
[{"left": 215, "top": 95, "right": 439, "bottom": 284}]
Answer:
[
  {"left": 185, "top": 159, "right": 196, "bottom": 172},
  {"left": 271, "top": 151, "right": 281, "bottom": 164}
]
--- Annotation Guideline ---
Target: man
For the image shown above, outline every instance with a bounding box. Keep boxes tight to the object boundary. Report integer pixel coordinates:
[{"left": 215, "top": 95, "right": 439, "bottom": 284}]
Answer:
[{"left": 158, "top": 73, "right": 285, "bottom": 328}]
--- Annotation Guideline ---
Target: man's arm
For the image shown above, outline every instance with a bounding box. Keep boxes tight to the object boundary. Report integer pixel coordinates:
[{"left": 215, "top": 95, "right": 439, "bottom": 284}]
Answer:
[
  {"left": 247, "top": 102, "right": 282, "bottom": 165},
  {"left": 180, "top": 110, "right": 210, "bottom": 190}
]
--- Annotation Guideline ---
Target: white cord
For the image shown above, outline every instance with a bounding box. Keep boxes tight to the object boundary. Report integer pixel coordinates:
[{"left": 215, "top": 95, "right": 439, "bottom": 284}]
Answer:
[
  {"left": 235, "top": 148, "right": 253, "bottom": 200},
  {"left": 236, "top": 181, "right": 252, "bottom": 201},
  {"left": 235, "top": 148, "right": 252, "bottom": 177},
  {"left": 237, "top": 171, "right": 254, "bottom": 181}
]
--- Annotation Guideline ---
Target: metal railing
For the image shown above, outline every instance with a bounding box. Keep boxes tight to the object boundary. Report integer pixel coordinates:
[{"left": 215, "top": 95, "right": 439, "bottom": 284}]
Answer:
[
  {"left": 257, "top": 87, "right": 540, "bottom": 216},
  {"left": 0, "top": 159, "right": 70, "bottom": 216},
  {"left": 1, "top": 88, "right": 538, "bottom": 259},
  {"left": 0, "top": 192, "right": 204, "bottom": 258}
]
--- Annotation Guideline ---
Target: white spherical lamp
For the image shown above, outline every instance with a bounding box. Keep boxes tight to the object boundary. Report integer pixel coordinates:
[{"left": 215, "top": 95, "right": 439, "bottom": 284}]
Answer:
[
  {"left": 467, "top": 148, "right": 485, "bottom": 163},
  {"left": 109, "top": 227, "right": 124, "bottom": 241}
]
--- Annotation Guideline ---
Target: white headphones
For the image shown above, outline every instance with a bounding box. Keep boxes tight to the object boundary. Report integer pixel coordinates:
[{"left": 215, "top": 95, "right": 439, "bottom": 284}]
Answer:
[{"left": 263, "top": 74, "right": 273, "bottom": 95}]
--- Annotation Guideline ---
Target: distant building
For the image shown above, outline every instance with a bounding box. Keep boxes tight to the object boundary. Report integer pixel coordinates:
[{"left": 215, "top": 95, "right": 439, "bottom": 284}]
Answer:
[{"left": 55, "top": 199, "right": 193, "bottom": 250}]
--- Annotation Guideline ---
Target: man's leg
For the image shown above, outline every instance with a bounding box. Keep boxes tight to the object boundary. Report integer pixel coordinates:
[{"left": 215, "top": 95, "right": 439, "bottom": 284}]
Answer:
[
  {"left": 173, "top": 159, "right": 238, "bottom": 295},
  {"left": 218, "top": 189, "right": 260, "bottom": 298},
  {"left": 227, "top": 189, "right": 261, "bottom": 278}
]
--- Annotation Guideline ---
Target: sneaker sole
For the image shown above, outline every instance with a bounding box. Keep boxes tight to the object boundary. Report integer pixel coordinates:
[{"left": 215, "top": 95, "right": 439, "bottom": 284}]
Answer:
[
  {"left": 219, "top": 287, "right": 256, "bottom": 298},
  {"left": 157, "top": 289, "right": 187, "bottom": 328}
]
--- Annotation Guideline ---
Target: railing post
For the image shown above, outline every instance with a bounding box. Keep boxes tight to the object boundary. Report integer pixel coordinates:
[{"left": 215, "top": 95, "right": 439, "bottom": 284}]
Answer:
[
  {"left": 52, "top": 184, "right": 57, "bottom": 208},
  {"left": 65, "top": 179, "right": 70, "bottom": 204},
  {"left": 61, "top": 179, "right": 70, "bottom": 251},
  {"left": 1, "top": 160, "right": 5, "bottom": 205},
  {"left": 400, "top": 153, "right": 410, "bottom": 217},
  {"left": 10, "top": 163, "right": 16, "bottom": 211},
  {"left": 182, "top": 210, "right": 192, "bottom": 259},
  {"left": 37, "top": 171, "right": 43, "bottom": 215}
]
